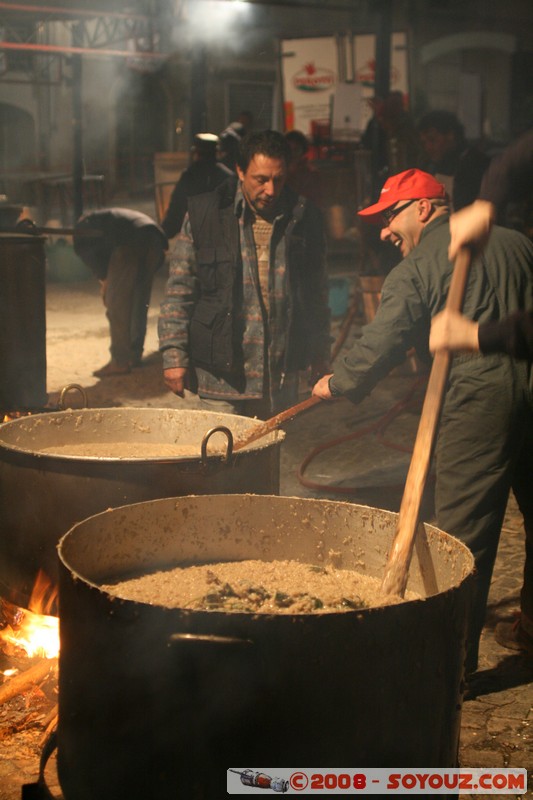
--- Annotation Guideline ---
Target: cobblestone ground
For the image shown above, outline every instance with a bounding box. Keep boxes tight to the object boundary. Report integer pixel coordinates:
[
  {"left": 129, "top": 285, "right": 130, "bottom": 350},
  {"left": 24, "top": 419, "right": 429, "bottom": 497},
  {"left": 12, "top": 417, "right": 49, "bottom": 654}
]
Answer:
[{"left": 458, "top": 491, "right": 533, "bottom": 799}]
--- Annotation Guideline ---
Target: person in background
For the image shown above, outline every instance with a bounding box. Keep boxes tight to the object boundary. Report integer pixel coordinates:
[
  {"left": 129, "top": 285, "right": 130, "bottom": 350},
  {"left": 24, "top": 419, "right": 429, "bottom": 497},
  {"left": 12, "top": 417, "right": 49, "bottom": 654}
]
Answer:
[
  {"left": 236, "top": 110, "right": 254, "bottom": 137},
  {"left": 430, "top": 307, "right": 533, "bottom": 362},
  {"left": 448, "top": 127, "right": 533, "bottom": 255},
  {"left": 432, "top": 128, "right": 533, "bottom": 363},
  {"left": 218, "top": 121, "right": 245, "bottom": 171},
  {"left": 311, "top": 168, "right": 533, "bottom": 674},
  {"left": 361, "top": 92, "right": 420, "bottom": 275},
  {"left": 159, "top": 129, "right": 331, "bottom": 417},
  {"left": 362, "top": 91, "right": 420, "bottom": 194},
  {"left": 284, "top": 130, "right": 322, "bottom": 207},
  {"left": 161, "top": 133, "right": 233, "bottom": 240},
  {"left": 74, "top": 208, "right": 167, "bottom": 377},
  {"left": 417, "top": 110, "right": 490, "bottom": 211},
  {"left": 429, "top": 128, "right": 533, "bottom": 655}
]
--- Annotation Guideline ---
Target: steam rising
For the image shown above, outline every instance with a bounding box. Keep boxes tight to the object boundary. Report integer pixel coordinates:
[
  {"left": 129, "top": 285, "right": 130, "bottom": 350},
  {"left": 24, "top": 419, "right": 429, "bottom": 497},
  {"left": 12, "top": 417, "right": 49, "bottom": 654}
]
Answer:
[{"left": 173, "top": 0, "right": 256, "bottom": 51}]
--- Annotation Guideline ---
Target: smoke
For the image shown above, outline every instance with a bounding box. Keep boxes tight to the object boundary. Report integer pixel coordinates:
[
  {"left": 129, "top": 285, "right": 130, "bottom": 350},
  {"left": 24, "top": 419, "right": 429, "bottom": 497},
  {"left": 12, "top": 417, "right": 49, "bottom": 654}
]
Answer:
[
  {"left": 81, "top": 57, "right": 126, "bottom": 173},
  {"left": 171, "top": 0, "right": 263, "bottom": 56}
]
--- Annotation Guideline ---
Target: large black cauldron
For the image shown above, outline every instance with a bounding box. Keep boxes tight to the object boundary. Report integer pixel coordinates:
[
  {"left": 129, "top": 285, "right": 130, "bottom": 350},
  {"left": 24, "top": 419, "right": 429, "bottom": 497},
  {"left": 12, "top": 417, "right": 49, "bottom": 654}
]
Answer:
[{"left": 57, "top": 494, "right": 474, "bottom": 800}]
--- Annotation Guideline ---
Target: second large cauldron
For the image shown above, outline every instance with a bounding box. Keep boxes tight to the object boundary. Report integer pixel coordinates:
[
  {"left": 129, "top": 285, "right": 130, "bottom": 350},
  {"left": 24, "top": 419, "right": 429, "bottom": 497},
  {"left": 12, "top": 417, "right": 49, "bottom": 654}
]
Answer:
[
  {"left": 0, "top": 407, "right": 283, "bottom": 606},
  {"left": 57, "top": 494, "right": 474, "bottom": 800}
]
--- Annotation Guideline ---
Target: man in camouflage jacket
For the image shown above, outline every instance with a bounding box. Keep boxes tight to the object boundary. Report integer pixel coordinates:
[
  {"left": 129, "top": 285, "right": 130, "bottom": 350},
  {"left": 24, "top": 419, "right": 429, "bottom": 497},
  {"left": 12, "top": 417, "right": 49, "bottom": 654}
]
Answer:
[{"left": 159, "top": 130, "right": 331, "bottom": 417}]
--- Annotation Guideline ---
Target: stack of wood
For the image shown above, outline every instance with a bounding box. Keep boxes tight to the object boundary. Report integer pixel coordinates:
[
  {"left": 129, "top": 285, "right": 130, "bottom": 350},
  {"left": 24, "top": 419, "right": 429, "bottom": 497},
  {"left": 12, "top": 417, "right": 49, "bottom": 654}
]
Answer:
[{"left": 0, "top": 630, "right": 60, "bottom": 798}]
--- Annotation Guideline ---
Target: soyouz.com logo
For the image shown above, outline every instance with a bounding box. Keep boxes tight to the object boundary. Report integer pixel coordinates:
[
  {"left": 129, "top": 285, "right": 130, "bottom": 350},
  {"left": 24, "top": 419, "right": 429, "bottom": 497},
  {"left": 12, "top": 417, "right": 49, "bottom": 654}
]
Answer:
[
  {"left": 227, "top": 767, "right": 528, "bottom": 794},
  {"left": 293, "top": 62, "right": 335, "bottom": 92}
]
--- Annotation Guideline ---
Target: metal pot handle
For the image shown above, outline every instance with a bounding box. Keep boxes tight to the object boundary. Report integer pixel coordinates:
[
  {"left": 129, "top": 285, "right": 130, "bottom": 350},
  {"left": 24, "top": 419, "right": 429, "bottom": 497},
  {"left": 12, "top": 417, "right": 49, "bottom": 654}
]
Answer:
[
  {"left": 59, "top": 383, "right": 88, "bottom": 409},
  {"left": 200, "top": 426, "right": 233, "bottom": 468}
]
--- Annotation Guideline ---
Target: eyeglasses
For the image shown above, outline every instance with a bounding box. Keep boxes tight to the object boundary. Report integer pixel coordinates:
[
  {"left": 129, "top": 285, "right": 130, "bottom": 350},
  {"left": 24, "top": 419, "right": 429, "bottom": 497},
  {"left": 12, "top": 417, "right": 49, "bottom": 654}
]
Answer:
[{"left": 382, "top": 199, "right": 416, "bottom": 225}]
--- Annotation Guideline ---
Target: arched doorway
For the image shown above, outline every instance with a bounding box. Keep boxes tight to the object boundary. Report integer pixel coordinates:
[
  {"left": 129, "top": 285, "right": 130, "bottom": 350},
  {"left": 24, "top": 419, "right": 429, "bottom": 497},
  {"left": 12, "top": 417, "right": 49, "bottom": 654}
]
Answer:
[{"left": 419, "top": 32, "right": 517, "bottom": 141}]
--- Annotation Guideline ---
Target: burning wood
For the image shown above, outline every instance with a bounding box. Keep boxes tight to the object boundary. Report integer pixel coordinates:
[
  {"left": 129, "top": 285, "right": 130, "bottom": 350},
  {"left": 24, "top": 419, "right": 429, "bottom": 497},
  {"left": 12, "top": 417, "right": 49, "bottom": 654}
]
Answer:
[
  {"left": 40, "top": 703, "right": 59, "bottom": 745},
  {"left": 0, "top": 657, "right": 59, "bottom": 796},
  {"left": 0, "top": 571, "right": 59, "bottom": 661},
  {"left": 0, "top": 658, "right": 57, "bottom": 708},
  {"left": 0, "top": 570, "right": 60, "bottom": 761}
]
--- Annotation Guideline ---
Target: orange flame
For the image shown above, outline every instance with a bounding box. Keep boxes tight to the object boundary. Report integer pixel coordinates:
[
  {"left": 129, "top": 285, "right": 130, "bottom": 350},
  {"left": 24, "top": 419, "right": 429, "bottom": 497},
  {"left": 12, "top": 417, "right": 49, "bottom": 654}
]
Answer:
[
  {"left": 0, "top": 571, "right": 59, "bottom": 659},
  {"left": 2, "top": 411, "right": 29, "bottom": 422}
]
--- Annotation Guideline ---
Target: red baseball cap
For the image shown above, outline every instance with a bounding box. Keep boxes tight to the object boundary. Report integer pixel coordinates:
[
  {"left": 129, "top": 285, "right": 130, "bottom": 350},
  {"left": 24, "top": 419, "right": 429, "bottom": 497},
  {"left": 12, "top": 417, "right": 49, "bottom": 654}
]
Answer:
[{"left": 358, "top": 169, "right": 448, "bottom": 223}]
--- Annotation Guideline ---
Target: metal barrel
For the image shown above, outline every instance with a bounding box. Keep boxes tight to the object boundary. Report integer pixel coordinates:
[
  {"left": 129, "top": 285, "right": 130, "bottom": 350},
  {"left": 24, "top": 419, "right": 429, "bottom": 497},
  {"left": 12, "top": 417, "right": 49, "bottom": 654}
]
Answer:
[{"left": 0, "top": 232, "right": 47, "bottom": 410}]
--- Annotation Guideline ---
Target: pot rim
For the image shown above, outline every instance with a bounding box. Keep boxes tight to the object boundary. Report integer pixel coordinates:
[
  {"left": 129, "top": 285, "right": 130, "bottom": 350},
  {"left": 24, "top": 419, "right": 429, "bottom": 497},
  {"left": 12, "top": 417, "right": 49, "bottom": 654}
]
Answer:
[
  {"left": 57, "top": 494, "right": 476, "bottom": 619},
  {"left": 0, "top": 406, "right": 285, "bottom": 461}
]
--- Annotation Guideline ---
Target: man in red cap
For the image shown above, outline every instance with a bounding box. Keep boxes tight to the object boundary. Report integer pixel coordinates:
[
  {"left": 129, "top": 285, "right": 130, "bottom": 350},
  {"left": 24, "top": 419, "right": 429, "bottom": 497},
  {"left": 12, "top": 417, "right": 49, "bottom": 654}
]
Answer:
[{"left": 313, "top": 168, "right": 533, "bottom": 676}]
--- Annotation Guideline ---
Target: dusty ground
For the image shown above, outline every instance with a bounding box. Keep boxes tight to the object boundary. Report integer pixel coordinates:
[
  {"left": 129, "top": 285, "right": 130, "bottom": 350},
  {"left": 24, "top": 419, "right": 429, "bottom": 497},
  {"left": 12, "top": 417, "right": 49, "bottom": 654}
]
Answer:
[
  {"left": 0, "top": 266, "right": 530, "bottom": 799},
  {"left": 45, "top": 269, "right": 172, "bottom": 410}
]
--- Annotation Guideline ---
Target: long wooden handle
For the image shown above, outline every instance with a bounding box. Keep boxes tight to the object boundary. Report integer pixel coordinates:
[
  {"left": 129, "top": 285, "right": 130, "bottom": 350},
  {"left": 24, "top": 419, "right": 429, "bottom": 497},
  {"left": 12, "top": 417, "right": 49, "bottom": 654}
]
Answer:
[
  {"left": 381, "top": 247, "right": 473, "bottom": 596},
  {"left": 233, "top": 395, "right": 322, "bottom": 451}
]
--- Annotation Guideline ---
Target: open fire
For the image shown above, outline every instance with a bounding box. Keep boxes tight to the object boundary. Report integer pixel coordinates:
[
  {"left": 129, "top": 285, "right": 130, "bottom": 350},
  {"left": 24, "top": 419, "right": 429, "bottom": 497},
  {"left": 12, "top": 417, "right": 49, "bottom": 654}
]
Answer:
[{"left": 0, "top": 570, "right": 59, "bottom": 661}]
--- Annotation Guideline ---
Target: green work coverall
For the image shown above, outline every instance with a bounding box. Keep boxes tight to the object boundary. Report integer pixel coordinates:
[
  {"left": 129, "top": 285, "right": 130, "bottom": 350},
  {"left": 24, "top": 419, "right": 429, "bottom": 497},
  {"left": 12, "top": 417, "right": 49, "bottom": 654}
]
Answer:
[{"left": 330, "top": 214, "right": 533, "bottom": 672}]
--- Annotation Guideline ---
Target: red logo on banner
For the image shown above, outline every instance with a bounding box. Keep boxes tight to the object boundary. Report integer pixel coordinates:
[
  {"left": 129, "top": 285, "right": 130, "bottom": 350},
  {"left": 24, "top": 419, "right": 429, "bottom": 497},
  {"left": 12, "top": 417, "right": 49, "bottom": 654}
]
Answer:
[
  {"left": 293, "top": 62, "right": 335, "bottom": 92},
  {"left": 356, "top": 58, "right": 399, "bottom": 88}
]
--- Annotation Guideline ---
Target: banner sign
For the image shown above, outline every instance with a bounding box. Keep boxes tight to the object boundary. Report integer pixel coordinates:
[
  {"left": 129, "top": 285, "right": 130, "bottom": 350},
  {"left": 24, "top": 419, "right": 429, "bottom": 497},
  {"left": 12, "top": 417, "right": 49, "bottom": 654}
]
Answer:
[{"left": 281, "top": 33, "right": 409, "bottom": 138}]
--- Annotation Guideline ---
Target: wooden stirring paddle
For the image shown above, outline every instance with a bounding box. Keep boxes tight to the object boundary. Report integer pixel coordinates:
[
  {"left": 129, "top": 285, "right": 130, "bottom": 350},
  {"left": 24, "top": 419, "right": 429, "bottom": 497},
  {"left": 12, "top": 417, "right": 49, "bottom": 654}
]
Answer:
[
  {"left": 233, "top": 395, "right": 322, "bottom": 452},
  {"left": 381, "top": 247, "right": 473, "bottom": 597}
]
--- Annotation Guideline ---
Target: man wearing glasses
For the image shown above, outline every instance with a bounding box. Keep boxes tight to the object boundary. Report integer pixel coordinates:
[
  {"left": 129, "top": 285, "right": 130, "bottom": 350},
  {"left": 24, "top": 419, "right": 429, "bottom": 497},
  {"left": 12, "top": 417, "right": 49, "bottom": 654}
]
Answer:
[{"left": 312, "top": 168, "right": 533, "bottom": 677}]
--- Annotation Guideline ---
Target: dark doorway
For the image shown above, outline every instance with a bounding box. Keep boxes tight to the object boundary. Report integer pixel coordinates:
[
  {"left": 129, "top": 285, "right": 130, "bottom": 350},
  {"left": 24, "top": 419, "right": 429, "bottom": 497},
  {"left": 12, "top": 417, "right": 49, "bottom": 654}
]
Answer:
[
  {"left": 0, "top": 103, "right": 36, "bottom": 175},
  {"left": 115, "top": 72, "right": 167, "bottom": 194}
]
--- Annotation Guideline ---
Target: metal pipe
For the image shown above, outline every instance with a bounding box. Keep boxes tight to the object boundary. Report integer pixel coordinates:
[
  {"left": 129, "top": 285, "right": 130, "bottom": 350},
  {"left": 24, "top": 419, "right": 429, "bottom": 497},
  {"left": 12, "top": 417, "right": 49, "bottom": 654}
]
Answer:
[
  {"left": 0, "top": 2, "right": 148, "bottom": 21},
  {"left": 190, "top": 44, "right": 207, "bottom": 139},
  {"left": 71, "top": 22, "right": 84, "bottom": 223},
  {"left": 208, "top": 0, "right": 359, "bottom": 9},
  {"left": 374, "top": 0, "right": 393, "bottom": 100},
  {"left": 0, "top": 41, "right": 164, "bottom": 59}
]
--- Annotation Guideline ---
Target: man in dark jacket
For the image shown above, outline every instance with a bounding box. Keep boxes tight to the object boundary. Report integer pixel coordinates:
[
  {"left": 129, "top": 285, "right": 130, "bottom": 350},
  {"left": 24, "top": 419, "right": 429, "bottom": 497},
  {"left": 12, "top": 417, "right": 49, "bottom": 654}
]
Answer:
[
  {"left": 312, "top": 168, "right": 533, "bottom": 674},
  {"left": 74, "top": 208, "right": 167, "bottom": 377},
  {"left": 161, "top": 133, "right": 234, "bottom": 240},
  {"left": 431, "top": 128, "right": 533, "bottom": 363},
  {"left": 430, "top": 306, "right": 533, "bottom": 362},
  {"left": 158, "top": 129, "right": 331, "bottom": 417},
  {"left": 429, "top": 128, "right": 533, "bottom": 654},
  {"left": 417, "top": 110, "right": 490, "bottom": 211}
]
